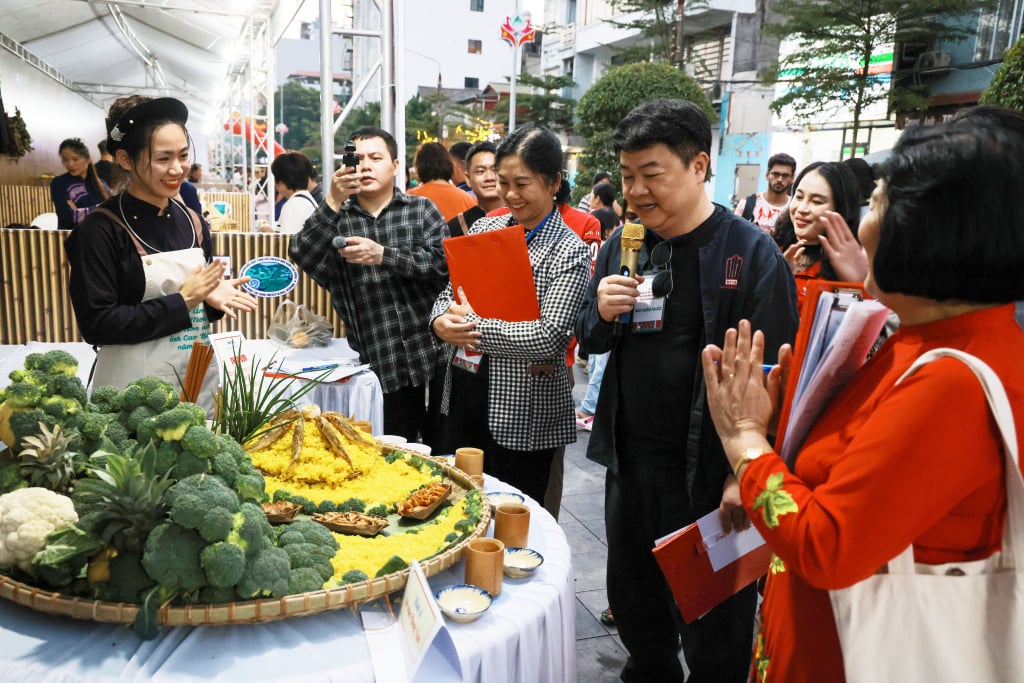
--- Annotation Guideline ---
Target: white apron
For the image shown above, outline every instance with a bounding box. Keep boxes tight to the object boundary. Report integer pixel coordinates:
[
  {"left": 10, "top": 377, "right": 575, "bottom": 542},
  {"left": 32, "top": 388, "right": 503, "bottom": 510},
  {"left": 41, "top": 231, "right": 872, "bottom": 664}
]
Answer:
[{"left": 91, "top": 201, "right": 217, "bottom": 412}]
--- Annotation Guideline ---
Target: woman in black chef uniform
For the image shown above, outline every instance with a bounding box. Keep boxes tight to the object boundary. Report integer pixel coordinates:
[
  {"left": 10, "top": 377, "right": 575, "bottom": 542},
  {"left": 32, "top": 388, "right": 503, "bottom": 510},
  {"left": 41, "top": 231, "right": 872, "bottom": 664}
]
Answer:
[{"left": 65, "top": 95, "right": 257, "bottom": 409}]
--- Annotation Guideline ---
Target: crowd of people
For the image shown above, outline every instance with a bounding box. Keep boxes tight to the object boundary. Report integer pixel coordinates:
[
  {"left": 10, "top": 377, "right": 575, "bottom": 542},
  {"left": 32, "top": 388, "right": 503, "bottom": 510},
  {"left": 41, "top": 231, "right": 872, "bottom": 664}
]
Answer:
[{"left": 48, "top": 87, "right": 1024, "bottom": 682}]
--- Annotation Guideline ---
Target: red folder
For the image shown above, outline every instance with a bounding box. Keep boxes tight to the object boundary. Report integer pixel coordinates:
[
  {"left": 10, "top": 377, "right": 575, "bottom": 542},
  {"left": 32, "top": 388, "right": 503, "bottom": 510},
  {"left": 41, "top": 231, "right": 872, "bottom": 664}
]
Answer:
[
  {"left": 443, "top": 226, "right": 540, "bottom": 322},
  {"left": 653, "top": 520, "right": 774, "bottom": 623}
]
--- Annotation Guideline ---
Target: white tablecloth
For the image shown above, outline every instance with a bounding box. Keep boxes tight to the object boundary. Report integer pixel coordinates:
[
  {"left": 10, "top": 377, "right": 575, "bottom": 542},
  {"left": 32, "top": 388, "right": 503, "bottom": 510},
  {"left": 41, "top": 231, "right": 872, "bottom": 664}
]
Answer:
[
  {"left": 0, "top": 339, "right": 384, "bottom": 435},
  {"left": 0, "top": 477, "right": 575, "bottom": 683}
]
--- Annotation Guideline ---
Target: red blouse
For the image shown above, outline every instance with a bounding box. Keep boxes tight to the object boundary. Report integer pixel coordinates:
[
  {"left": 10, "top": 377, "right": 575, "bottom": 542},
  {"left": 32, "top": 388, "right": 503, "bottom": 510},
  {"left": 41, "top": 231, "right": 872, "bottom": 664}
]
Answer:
[{"left": 740, "top": 304, "right": 1024, "bottom": 682}]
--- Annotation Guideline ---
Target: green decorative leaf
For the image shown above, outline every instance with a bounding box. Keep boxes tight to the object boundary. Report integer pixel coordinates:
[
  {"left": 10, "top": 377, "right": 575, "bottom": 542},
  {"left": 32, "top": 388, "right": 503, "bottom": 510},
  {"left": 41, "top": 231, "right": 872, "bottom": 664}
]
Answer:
[
  {"left": 769, "top": 554, "right": 787, "bottom": 575},
  {"left": 752, "top": 472, "right": 798, "bottom": 528}
]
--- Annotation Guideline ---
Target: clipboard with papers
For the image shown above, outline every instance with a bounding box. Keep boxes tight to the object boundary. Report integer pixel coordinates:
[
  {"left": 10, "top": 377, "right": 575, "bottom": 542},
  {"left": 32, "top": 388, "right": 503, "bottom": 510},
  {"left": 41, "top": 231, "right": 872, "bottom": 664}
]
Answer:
[
  {"left": 773, "top": 280, "right": 891, "bottom": 466},
  {"left": 442, "top": 226, "right": 540, "bottom": 322}
]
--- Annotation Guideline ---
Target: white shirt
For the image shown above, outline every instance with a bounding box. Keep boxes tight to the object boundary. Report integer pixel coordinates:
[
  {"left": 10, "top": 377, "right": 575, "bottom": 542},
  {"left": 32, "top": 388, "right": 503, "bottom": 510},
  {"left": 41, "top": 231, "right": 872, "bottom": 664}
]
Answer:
[{"left": 277, "top": 190, "right": 318, "bottom": 234}]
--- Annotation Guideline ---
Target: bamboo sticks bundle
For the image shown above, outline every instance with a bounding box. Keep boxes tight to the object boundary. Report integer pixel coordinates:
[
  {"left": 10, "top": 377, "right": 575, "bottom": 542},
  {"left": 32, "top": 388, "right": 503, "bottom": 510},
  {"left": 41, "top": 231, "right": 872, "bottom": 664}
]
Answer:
[{"left": 180, "top": 342, "right": 215, "bottom": 403}]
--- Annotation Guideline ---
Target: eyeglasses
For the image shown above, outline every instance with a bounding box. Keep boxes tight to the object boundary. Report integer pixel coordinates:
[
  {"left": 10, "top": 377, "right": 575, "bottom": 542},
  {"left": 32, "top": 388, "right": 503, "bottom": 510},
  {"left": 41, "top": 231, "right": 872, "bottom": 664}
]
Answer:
[{"left": 649, "top": 239, "right": 673, "bottom": 299}]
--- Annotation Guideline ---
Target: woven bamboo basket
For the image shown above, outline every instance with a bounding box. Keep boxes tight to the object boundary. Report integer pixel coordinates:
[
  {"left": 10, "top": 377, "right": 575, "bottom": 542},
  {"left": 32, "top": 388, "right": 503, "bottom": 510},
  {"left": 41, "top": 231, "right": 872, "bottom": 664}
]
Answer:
[{"left": 0, "top": 455, "right": 492, "bottom": 627}]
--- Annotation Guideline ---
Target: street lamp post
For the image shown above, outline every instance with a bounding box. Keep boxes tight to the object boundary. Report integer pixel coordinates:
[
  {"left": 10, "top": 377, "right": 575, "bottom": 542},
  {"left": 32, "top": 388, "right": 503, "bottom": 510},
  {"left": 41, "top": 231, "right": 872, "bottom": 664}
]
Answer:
[
  {"left": 500, "top": 13, "right": 537, "bottom": 135},
  {"left": 408, "top": 49, "right": 444, "bottom": 142}
]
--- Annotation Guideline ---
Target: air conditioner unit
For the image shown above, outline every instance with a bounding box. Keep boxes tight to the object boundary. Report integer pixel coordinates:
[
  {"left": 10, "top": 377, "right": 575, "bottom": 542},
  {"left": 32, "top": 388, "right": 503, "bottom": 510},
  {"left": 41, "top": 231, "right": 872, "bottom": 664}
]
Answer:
[{"left": 915, "top": 50, "right": 952, "bottom": 71}]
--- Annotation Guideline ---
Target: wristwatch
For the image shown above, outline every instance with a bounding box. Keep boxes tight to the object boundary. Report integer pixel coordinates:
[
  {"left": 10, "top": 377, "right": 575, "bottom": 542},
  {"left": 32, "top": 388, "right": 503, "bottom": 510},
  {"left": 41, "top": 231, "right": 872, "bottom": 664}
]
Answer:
[{"left": 732, "top": 446, "right": 771, "bottom": 479}]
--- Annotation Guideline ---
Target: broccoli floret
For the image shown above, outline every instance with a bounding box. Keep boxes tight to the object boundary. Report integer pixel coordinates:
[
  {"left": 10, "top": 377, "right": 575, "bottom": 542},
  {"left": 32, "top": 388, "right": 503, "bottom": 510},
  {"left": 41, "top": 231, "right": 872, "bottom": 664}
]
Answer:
[
  {"left": 282, "top": 520, "right": 340, "bottom": 554},
  {"left": 282, "top": 542, "right": 335, "bottom": 582},
  {"left": 4, "top": 381, "right": 43, "bottom": 409},
  {"left": 209, "top": 452, "right": 238, "bottom": 488},
  {"left": 180, "top": 425, "right": 219, "bottom": 459},
  {"left": 315, "top": 500, "right": 337, "bottom": 514},
  {"left": 152, "top": 404, "right": 202, "bottom": 442},
  {"left": 89, "top": 386, "right": 124, "bottom": 414},
  {"left": 40, "top": 395, "right": 80, "bottom": 421},
  {"left": 198, "top": 506, "right": 237, "bottom": 543},
  {"left": 7, "top": 368, "right": 42, "bottom": 386},
  {"left": 100, "top": 552, "right": 156, "bottom": 604},
  {"left": 272, "top": 489, "right": 292, "bottom": 503},
  {"left": 124, "top": 405, "right": 158, "bottom": 435},
  {"left": 79, "top": 412, "right": 115, "bottom": 442},
  {"left": 233, "top": 471, "right": 266, "bottom": 505},
  {"left": 9, "top": 410, "right": 57, "bottom": 450},
  {"left": 227, "top": 502, "right": 274, "bottom": 558},
  {"left": 174, "top": 450, "right": 211, "bottom": 478},
  {"left": 340, "top": 569, "right": 368, "bottom": 585},
  {"left": 235, "top": 546, "right": 290, "bottom": 599},
  {"left": 146, "top": 385, "right": 179, "bottom": 413},
  {"left": 336, "top": 497, "right": 366, "bottom": 513},
  {"left": 288, "top": 566, "right": 326, "bottom": 594},
  {"left": 152, "top": 440, "right": 181, "bottom": 477},
  {"left": 383, "top": 450, "right": 404, "bottom": 464},
  {"left": 103, "top": 420, "right": 132, "bottom": 453},
  {"left": 120, "top": 385, "right": 148, "bottom": 413},
  {"left": 166, "top": 474, "right": 240, "bottom": 530},
  {"left": 141, "top": 522, "right": 207, "bottom": 591},
  {"left": 33, "top": 350, "right": 79, "bottom": 377},
  {"left": 216, "top": 435, "right": 249, "bottom": 467},
  {"left": 200, "top": 541, "right": 247, "bottom": 588},
  {"left": 366, "top": 503, "right": 389, "bottom": 517},
  {"left": 51, "top": 375, "right": 88, "bottom": 406}
]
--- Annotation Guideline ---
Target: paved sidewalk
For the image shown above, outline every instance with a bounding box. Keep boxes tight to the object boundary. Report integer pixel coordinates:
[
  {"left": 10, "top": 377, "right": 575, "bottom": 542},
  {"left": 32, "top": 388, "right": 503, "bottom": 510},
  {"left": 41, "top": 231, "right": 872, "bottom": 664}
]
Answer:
[{"left": 565, "top": 366, "right": 628, "bottom": 682}]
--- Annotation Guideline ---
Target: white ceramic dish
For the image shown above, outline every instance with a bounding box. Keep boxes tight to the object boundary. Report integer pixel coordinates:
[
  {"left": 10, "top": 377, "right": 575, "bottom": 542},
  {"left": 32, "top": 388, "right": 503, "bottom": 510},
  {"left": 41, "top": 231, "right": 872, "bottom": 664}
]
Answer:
[
  {"left": 435, "top": 584, "right": 492, "bottom": 623},
  {"left": 486, "top": 491, "right": 525, "bottom": 512},
  {"left": 503, "top": 547, "right": 544, "bottom": 578}
]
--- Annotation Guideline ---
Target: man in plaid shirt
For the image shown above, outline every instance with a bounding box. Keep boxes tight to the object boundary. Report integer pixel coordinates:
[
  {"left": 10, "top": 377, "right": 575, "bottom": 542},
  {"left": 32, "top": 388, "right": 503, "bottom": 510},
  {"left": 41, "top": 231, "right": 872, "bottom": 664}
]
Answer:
[{"left": 289, "top": 126, "right": 449, "bottom": 444}]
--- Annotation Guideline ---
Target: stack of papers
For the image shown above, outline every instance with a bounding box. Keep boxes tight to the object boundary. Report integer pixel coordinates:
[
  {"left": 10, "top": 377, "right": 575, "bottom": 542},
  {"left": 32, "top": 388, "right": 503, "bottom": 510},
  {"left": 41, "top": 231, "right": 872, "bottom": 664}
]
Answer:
[{"left": 265, "top": 357, "right": 369, "bottom": 383}]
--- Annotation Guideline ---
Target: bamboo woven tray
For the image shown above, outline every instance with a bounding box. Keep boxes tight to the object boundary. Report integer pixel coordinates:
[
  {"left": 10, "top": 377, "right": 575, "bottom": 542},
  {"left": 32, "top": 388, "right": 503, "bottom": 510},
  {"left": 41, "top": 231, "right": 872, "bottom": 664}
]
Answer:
[{"left": 0, "top": 454, "right": 492, "bottom": 628}]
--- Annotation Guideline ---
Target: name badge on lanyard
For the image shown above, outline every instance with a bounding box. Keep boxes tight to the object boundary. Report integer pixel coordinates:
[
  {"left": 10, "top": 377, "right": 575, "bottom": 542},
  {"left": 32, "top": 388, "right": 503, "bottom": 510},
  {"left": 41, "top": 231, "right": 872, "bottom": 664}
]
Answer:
[
  {"left": 453, "top": 347, "right": 483, "bottom": 373},
  {"left": 630, "top": 272, "right": 667, "bottom": 333}
]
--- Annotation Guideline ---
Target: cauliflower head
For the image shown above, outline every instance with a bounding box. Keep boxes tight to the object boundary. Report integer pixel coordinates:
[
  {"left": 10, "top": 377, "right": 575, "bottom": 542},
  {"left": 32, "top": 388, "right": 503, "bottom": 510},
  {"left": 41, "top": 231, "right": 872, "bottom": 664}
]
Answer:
[{"left": 0, "top": 487, "right": 78, "bottom": 570}]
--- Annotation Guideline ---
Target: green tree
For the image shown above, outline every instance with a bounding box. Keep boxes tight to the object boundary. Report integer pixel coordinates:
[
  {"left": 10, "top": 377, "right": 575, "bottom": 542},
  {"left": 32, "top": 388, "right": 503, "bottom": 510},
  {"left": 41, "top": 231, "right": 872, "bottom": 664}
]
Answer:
[
  {"left": 337, "top": 101, "right": 383, "bottom": 143},
  {"left": 489, "top": 73, "right": 577, "bottom": 132},
  {"left": 606, "top": 0, "right": 707, "bottom": 64},
  {"left": 274, "top": 81, "right": 324, "bottom": 151},
  {"left": 573, "top": 61, "right": 715, "bottom": 202},
  {"left": 980, "top": 33, "right": 1024, "bottom": 110},
  {"left": 765, "top": 1, "right": 990, "bottom": 157}
]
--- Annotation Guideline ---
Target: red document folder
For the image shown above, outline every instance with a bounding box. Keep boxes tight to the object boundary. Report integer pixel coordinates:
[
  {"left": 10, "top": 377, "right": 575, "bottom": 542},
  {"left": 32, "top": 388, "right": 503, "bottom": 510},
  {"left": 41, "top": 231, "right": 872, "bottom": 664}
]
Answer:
[
  {"left": 653, "top": 517, "right": 774, "bottom": 623},
  {"left": 443, "top": 226, "right": 540, "bottom": 322}
]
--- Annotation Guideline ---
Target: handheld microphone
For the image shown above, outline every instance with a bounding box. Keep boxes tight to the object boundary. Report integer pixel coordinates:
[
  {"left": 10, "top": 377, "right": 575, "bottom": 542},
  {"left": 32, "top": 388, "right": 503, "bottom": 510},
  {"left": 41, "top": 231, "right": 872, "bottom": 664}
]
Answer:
[
  {"left": 613, "top": 222, "right": 645, "bottom": 336},
  {"left": 331, "top": 236, "right": 348, "bottom": 250}
]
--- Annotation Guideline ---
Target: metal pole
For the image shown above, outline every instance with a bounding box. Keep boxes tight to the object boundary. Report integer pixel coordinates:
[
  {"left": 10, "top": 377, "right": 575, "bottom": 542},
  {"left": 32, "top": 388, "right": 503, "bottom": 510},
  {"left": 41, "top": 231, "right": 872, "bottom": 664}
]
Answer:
[
  {"left": 319, "top": 0, "right": 334, "bottom": 190},
  {"left": 381, "top": 0, "right": 395, "bottom": 133},
  {"left": 509, "top": 44, "right": 518, "bottom": 133}
]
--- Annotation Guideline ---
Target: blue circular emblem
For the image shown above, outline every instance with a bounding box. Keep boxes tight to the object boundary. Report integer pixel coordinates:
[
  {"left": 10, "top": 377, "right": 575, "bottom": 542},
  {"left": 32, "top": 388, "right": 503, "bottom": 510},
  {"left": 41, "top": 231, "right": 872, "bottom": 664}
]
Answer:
[{"left": 238, "top": 256, "right": 299, "bottom": 298}]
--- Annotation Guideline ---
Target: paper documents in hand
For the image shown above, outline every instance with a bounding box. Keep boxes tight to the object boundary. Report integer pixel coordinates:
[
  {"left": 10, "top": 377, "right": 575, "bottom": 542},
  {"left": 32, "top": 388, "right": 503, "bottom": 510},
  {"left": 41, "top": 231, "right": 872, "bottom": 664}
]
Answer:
[
  {"left": 776, "top": 290, "right": 890, "bottom": 466},
  {"left": 653, "top": 509, "right": 773, "bottom": 623}
]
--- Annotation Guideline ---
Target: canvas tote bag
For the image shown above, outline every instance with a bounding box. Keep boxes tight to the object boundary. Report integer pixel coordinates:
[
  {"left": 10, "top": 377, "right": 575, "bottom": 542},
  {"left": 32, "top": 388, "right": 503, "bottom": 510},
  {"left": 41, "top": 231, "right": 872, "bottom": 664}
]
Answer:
[{"left": 829, "top": 348, "right": 1024, "bottom": 682}]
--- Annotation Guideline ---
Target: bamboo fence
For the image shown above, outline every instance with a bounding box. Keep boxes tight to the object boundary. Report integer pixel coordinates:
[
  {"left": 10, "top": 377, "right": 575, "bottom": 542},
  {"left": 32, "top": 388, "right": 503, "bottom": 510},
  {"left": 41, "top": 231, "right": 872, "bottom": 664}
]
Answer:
[
  {"left": 0, "top": 228, "right": 343, "bottom": 345},
  {"left": 0, "top": 186, "right": 254, "bottom": 231}
]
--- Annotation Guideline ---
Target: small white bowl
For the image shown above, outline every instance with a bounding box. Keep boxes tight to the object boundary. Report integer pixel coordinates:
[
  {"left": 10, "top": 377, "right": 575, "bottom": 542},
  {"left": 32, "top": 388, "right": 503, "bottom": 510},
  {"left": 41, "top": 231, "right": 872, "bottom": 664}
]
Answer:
[
  {"left": 503, "top": 547, "right": 544, "bottom": 578},
  {"left": 435, "top": 584, "right": 492, "bottom": 623},
  {"left": 403, "top": 442, "right": 433, "bottom": 456},
  {"left": 376, "top": 434, "right": 408, "bottom": 448},
  {"left": 486, "top": 491, "right": 525, "bottom": 512}
]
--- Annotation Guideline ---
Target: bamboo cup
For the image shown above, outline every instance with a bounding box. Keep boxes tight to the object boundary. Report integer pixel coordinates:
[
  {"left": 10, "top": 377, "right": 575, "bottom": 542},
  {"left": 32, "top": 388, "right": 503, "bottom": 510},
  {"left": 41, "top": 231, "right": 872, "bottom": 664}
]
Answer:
[
  {"left": 464, "top": 537, "right": 505, "bottom": 596},
  {"left": 493, "top": 503, "right": 530, "bottom": 549},
  {"left": 455, "top": 447, "right": 484, "bottom": 488}
]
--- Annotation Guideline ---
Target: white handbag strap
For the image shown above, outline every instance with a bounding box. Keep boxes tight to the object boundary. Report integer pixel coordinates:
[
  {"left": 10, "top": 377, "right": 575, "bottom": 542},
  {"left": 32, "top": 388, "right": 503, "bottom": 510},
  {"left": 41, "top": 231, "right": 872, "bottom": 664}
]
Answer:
[{"left": 890, "top": 347, "right": 1024, "bottom": 572}]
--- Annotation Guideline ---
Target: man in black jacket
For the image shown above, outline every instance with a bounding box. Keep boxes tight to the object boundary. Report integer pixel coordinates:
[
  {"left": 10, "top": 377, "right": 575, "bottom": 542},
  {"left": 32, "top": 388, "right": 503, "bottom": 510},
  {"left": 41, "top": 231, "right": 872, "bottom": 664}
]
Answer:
[{"left": 576, "top": 99, "right": 798, "bottom": 683}]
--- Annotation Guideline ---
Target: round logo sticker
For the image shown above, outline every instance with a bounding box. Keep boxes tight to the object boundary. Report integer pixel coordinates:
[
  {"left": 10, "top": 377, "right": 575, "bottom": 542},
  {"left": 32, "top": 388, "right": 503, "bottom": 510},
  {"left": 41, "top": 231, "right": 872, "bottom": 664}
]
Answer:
[{"left": 238, "top": 256, "right": 299, "bottom": 298}]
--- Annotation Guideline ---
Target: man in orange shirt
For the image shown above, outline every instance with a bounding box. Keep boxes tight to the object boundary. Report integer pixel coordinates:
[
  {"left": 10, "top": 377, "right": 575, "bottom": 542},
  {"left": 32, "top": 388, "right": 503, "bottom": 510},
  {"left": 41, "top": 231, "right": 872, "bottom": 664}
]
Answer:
[{"left": 407, "top": 142, "right": 477, "bottom": 221}]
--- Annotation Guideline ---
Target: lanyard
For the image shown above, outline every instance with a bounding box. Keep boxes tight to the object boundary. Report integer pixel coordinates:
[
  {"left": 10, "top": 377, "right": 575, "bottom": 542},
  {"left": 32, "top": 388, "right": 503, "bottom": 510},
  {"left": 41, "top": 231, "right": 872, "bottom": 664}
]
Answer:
[{"left": 524, "top": 208, "right": 556, "bottom": 244}]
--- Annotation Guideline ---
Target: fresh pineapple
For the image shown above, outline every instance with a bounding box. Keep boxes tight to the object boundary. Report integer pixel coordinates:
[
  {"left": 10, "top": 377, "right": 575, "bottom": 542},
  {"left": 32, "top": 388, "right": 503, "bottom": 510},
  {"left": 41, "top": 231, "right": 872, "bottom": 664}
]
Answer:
[
  {"left": 73, "top": 443, "right": 173, "bottom": 556},
  {"left": 18, "top": 421, "right": 78, "bottom": 493}
]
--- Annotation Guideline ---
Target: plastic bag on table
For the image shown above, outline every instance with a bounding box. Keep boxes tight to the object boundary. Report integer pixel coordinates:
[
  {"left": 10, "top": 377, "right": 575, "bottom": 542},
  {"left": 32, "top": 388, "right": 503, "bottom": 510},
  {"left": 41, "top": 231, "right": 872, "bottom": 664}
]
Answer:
[{"left": 267, "top": 300, "right": 332, "bottom": 349}]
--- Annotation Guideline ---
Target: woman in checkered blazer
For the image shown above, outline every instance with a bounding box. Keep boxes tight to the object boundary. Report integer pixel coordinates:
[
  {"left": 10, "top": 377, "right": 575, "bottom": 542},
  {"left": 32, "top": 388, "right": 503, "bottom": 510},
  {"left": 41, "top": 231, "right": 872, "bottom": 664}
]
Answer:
[{"left": 430, "top": 125, "right": 592, "bottom": 503}]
